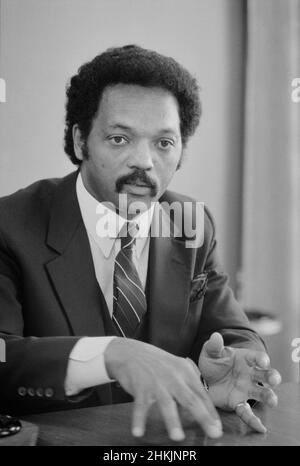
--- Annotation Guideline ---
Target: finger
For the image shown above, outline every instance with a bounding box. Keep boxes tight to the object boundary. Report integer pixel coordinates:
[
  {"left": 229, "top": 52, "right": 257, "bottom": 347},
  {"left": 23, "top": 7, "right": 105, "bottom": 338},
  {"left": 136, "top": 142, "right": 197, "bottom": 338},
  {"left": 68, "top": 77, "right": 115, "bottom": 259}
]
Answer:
[
  {"left": 190, "top": 378, "right": 221, "bottom": 423},
  {"left": 202, "top": 332, "right": 225, "bottom": 358},
  {"left": 245, "top": 351, "right": 270, "bottom": 369},
  {"left": 267, "top": 369, "right": 281, "bottom": 386},
  {"left": 156, "top": 392, "right": 185, "bottom": 442},
  {"left": 174, "top": 383, "right": 222, "bottom": 438},
  {"left": 188, "top": 397, "right": 223, "bottom": 438},
  {"left": 236, "top": 402, "right": 267, "bottom": 433},
  {"left": 131, "top": 395, "right": 153, "bottom": 438},
  {"left": 249, "top": 385, "right": 278, "bottom": 408},
  {"left": 185, "top": 357, "right": 201, "bottom": 377},
  {"left": 252, "top": 367, "right": 282, "bottom": 387},
  {"left": 184, "top": 359, "right": 221, "bottom": 423}
]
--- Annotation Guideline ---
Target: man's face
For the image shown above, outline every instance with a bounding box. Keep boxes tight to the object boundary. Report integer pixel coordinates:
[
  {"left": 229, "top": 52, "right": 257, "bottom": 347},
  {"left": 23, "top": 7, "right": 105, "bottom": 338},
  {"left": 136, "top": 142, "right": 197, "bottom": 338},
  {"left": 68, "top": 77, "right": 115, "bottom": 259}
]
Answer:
[{"left": 75, "top": 84, "right": 183, "bottom": 215}]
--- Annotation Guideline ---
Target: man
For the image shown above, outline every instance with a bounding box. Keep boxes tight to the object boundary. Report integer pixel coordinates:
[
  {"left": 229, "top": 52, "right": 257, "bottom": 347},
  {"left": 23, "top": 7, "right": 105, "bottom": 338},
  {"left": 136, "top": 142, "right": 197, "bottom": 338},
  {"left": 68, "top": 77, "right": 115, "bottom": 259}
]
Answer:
[{"left": 0, "top": 45, "right": 280, "bottom": 442}]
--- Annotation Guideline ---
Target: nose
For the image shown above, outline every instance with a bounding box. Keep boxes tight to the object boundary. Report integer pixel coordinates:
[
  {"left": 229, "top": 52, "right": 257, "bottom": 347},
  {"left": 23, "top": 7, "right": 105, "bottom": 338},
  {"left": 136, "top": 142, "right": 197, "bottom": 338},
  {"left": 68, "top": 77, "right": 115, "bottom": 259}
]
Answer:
[{"left": 127, "top": 140, "right": 154, "bottom": 171}]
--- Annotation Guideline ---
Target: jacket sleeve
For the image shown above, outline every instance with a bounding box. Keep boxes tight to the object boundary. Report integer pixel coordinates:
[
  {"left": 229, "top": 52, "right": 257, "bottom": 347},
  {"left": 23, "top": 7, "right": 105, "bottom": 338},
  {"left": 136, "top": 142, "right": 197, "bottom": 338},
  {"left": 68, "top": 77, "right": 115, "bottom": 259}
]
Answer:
[
  {"left": 0, "top": 229, "right": 90, "bottom": 414},
  {"left": 188, "top": 208, "right": 266, "bottom": 364}
]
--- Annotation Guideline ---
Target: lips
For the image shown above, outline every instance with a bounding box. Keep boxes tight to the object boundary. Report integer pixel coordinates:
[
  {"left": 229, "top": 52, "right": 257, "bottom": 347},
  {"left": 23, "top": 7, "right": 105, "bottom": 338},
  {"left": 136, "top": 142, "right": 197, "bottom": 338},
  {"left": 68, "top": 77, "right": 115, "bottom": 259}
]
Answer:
[
  {"left": 123, "top": 183, "right": 151, "bottom": 196},
  {"left": 125, "top": 182, "right": 150, "bottom": 187}
]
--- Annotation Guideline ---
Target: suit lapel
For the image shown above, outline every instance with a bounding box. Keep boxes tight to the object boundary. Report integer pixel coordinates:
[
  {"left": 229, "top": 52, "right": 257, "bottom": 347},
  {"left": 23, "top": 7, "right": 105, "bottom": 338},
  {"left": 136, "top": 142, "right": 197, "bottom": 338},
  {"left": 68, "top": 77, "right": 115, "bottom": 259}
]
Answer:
[
  {"left": 45, "top": 171, "right": 107, "bottom": 337},
  {"left": 147, "top": 204, "right": 195, "bottom": 355},
  {"left": 44, "top": 174, "right": 196, "bottom": 351}
]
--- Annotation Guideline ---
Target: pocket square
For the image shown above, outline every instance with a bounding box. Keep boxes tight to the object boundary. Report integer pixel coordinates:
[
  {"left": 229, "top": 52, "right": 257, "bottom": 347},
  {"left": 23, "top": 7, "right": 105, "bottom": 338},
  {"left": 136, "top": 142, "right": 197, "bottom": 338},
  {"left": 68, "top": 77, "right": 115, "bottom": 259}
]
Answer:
[{"left": 190, "top": 272, "right": 208, "bottom": 302}]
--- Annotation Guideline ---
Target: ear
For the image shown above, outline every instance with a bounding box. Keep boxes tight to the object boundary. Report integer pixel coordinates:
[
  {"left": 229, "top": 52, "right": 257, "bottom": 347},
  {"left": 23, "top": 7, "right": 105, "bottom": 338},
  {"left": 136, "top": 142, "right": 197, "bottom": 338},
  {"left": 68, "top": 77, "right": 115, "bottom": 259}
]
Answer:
[{"left": 72, "top": 124, "right": 85, "bottom": 162}]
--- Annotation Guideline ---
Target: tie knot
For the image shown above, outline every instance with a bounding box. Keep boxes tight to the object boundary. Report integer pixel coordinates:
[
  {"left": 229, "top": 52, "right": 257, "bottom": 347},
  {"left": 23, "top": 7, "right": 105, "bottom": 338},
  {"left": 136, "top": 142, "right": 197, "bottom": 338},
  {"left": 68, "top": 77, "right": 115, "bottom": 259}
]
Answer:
[{"left": 120, "top": 222, "right": 138, "bottom": 250}]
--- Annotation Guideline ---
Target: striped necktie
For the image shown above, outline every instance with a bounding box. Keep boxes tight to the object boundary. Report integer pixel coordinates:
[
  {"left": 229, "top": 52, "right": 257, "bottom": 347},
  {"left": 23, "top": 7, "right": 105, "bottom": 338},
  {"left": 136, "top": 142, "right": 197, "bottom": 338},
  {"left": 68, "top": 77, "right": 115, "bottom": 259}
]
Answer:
[{"left": 112, "top": 223, "right": 147, "bottom": 337}]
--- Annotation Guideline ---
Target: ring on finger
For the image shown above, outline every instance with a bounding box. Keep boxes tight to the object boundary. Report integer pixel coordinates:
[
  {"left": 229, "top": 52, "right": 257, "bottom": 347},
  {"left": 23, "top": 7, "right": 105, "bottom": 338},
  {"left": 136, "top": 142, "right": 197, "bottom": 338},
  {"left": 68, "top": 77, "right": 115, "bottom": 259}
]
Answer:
[{"left": 235, "top": 401, "right": 250, "bottom": 411}]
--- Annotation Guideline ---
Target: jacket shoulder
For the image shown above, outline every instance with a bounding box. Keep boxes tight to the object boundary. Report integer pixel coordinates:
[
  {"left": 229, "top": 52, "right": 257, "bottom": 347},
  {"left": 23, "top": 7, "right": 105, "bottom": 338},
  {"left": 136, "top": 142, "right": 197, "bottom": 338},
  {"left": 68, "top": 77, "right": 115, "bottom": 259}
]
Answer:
[{"left": 0, "top": 171, "right": 77, "bottom": 235}]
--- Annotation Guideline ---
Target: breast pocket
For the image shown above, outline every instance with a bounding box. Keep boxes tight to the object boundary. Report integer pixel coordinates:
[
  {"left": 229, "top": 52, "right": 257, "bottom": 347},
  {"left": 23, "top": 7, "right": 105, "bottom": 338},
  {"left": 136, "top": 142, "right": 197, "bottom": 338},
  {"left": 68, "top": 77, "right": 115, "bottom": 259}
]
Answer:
[{"left": 189, "top": 272, "right": 208, "bottom": 303}]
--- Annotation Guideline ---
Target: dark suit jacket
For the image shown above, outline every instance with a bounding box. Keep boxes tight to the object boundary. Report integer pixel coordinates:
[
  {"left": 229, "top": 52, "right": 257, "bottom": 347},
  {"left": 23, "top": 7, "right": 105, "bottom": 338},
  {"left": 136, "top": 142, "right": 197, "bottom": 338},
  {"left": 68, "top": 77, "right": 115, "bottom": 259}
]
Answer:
[{"left": 0, "top": 171, "right": 264, "bottom": 414}]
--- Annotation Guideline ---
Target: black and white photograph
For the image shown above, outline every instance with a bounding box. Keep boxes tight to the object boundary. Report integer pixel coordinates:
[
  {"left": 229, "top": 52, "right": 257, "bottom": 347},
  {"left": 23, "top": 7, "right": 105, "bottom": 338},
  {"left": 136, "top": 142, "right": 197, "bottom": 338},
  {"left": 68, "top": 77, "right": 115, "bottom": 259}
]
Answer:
[{"left": 0, "top": 0, "right": 299, "bottom": 450}]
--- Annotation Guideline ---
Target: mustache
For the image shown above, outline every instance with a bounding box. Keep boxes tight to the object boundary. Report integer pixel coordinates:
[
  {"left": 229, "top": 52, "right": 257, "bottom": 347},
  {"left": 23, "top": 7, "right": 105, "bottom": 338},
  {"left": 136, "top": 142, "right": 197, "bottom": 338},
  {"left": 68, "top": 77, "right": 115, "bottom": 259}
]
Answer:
[{"left": 116, "top": 170, "right": 157, "bottom": 195}]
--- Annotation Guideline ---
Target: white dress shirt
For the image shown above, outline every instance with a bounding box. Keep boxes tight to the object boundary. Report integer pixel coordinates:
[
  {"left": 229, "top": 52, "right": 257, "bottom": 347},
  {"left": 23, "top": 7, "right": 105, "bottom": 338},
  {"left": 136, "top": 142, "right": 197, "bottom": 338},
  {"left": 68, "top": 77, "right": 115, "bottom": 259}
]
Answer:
[{"left": 64, "top": 172, "right": 155, "bottom": 396}]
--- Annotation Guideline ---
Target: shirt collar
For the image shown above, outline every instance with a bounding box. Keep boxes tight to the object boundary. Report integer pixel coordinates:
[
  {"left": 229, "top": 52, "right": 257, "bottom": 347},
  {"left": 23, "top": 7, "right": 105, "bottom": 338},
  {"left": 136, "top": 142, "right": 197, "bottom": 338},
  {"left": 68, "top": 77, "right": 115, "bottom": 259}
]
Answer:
[{"left": 76, "top": 172, "right": 155, "bottom": 258}]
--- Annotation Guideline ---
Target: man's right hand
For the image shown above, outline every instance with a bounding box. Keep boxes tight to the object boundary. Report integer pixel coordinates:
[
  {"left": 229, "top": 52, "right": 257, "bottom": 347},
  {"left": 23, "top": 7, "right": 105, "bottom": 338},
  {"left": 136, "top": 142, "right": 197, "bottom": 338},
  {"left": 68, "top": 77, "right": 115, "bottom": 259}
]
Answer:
[{"left": 104, "top": 338, "right": 222, "bottom": 442}]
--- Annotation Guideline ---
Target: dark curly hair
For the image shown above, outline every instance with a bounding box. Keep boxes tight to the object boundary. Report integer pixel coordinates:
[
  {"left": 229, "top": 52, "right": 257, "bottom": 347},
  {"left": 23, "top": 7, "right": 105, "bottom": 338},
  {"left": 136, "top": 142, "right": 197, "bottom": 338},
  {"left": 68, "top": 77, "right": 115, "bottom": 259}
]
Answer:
[{"left": 64, "top": 45, "right": 201, "bottom": 165}]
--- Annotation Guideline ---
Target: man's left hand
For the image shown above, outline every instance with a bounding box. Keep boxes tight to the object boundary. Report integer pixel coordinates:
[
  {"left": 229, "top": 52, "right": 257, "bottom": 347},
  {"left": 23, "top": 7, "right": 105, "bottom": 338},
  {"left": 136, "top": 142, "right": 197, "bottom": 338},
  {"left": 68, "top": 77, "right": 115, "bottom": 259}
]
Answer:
[{"left": 198, "top": 332, "right": 281, "bottom": 433}]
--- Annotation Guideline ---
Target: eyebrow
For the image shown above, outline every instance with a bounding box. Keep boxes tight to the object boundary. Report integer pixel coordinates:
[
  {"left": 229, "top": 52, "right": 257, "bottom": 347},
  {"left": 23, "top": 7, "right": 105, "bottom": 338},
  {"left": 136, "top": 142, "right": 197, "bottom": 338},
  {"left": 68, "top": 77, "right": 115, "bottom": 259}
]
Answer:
[
  {"left": 107, "top": 123, "right": 180, "bottom": 138},
  {"left": 107, "top": 124, "right": 133, "bottom": 132}
]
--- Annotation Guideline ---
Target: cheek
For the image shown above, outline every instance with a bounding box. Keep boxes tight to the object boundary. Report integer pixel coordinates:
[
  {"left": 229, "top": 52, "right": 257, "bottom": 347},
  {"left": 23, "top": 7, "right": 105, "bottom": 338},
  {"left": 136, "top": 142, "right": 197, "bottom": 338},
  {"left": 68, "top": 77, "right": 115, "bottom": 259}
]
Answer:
[
  {"left": 87, "top": 139, "right": 113, "bottom": 172},
  {"left": 159, "top": 156, "right": 180, "bottom": 179},
  {"left": 90, "top": 155, "right": 112, "bottom": 175}
]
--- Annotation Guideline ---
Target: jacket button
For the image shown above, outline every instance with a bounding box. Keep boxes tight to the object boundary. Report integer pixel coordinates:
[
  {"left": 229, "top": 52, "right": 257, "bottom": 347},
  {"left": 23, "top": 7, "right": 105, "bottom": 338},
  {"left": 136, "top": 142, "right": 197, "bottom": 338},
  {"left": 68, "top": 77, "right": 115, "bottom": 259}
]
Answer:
[
  {"left": 28, "top": 388, "right": 35, "bottom": 397},
  {"left": 44, "top": 388, "right": 54, "bottom": 398},
  {"left": 36, "top": 388, "right": 44, "bottom": 397},
  {"left": 115, "top": 382, "right": 121, "bottom": 389},
  {"left": 17, "top": 386, "right": 26, "bottom": 397}
]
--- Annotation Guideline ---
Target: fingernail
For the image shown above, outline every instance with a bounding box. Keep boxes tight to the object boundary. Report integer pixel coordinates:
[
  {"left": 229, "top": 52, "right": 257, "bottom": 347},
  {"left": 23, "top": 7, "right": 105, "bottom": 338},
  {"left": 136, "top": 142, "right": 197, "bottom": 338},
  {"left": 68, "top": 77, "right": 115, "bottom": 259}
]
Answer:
[
  {"left": 269, "top": 395, "right": 278, "bottom": 407},
  {"left": 207, "top": 423, "right": 223, "bottom": 438},
  {"left": 270, "top": 374, "right": 281, "bottom": 385},
  {"left": 170, "top": 428, "right": 185, "bottom": 442},
  {"left": 214, "top": 420, "right": 222, "bottom": 430},
  {"left": 132, "top": 427, "right": 144, "bottom": 437},
  {"left": 260, "top": 425, "right": 267, "bottom": 434},
  {"left": 261, "top": 356, "right": 270, "bottom": 368}
]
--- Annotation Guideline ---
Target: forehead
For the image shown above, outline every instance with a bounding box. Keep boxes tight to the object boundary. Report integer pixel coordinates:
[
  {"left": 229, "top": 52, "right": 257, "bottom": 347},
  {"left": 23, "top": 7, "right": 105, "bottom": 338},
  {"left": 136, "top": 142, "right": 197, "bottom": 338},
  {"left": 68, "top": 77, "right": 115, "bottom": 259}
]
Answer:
[{"left": 94, "top": 84, "right": 181, "bottom": 133}]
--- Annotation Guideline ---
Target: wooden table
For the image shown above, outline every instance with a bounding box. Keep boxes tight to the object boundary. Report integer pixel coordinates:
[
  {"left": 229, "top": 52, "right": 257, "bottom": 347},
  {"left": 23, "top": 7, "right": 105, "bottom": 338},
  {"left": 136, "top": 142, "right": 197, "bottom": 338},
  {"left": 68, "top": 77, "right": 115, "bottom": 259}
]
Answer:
[{"left": 13, "top": 382, "right": 300, "bottom": 446}]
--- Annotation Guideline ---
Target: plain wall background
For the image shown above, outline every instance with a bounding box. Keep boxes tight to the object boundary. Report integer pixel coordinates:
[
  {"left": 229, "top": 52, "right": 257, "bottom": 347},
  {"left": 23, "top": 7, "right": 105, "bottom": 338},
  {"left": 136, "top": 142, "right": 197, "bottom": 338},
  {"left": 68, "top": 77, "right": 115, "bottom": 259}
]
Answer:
[{"left": 0, "top": 0, "right": 245, "bottom": 289}]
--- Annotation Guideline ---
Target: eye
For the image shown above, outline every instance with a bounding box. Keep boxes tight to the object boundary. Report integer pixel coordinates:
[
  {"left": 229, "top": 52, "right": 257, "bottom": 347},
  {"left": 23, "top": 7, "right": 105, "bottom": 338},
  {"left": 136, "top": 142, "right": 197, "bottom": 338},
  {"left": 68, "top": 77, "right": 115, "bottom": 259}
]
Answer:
[
  {"left": 108, "top": 135, "right": 129, "bottom": 146},
  {"left": 157, "top": 139, "right": 174, "bottom": 150}
]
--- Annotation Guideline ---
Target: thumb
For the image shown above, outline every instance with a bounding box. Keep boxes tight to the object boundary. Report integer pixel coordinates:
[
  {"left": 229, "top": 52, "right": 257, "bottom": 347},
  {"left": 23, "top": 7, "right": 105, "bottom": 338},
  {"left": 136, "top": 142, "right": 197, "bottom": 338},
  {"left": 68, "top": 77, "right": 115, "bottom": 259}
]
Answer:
[{"left": 203, "top": 332, "right": 225, "bottom": 358}]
